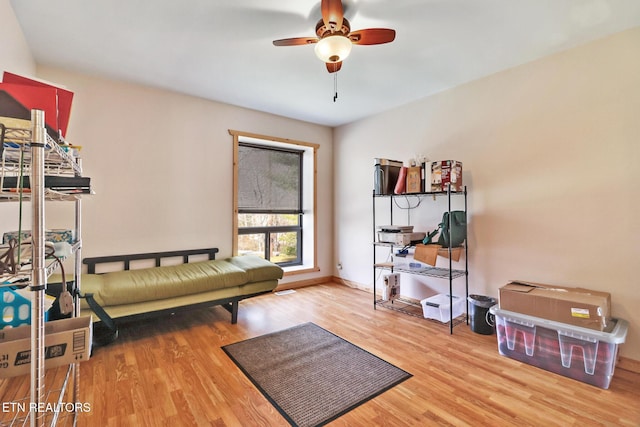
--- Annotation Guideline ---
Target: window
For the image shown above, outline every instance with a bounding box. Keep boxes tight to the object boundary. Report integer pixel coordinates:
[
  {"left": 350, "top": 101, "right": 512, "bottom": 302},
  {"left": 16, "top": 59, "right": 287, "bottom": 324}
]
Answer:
[
  {"left": 230, "top": 130, "right": 319, "bottom": 273},
  {"left": 237, "top": 143, "right": 302, "bottom": 266}
]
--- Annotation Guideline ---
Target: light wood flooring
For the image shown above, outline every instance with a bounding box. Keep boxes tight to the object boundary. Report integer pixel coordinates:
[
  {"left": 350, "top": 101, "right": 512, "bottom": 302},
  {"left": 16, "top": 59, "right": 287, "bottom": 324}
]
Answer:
[{"left": 2, "top": 283, "right": 639, "bottom": 426}]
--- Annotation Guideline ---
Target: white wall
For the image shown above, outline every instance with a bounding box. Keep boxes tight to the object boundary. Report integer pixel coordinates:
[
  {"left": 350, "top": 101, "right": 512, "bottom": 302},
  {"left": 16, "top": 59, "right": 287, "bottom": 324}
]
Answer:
[
  {"left": 0, "top": 10, "right": 335, "bottom": 285},
  {"left": 32, "top": 67, "right": 334, "bottom": 285},
  {"left": 1, "top": 0, "right": 334, "bottom": 283},
  {"left": 0, "top": 0, "right": 35, "bottom": 76},
  {"left": 0, "top": 0, "right": 36, "bottom": 232},
  {"left": 334, "top": 27, "right": 640, "bottom": 360}
]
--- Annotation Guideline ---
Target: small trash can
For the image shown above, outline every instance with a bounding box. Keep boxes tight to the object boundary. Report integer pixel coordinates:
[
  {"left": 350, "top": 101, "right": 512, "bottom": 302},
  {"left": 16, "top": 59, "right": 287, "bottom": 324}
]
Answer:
[{"left": 468, "top": 295, "right": 497, "bottom": 335}]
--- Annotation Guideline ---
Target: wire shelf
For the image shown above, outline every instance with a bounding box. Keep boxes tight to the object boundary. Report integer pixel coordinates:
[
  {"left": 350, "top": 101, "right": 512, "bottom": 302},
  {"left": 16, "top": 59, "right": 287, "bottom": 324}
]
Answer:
[
  {"left": 1, "top": 127, "right": 81, "bottom": 176},
  {"left": 374, "top": 263, "right": 466, "bottom": 279},
  {"left": 0, "top": 241, "right": 81, "bottom": 288},
  {"left": 1, "top": 125, "right": 89, "bottom": 202},
  {"left": 0, "top": 365, "right": 79, "bottom": 427},
  {"left": 0, "top": 189, "right": 87, "bottom": 202},
  {"left": 376, "top": 297, "right": 467, "bottom": 327}
]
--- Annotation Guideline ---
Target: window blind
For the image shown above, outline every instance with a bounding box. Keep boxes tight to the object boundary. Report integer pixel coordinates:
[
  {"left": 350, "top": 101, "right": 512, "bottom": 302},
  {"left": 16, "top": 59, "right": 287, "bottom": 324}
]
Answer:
[{"left": 238, "top": 143, "right": 302, "bottom": 214}]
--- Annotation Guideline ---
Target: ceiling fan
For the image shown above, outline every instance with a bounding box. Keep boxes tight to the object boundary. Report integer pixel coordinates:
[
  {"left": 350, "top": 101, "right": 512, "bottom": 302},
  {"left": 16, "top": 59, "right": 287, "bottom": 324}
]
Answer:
[{"left": 272, "top": 0, "right": 396, "bottom": 73}]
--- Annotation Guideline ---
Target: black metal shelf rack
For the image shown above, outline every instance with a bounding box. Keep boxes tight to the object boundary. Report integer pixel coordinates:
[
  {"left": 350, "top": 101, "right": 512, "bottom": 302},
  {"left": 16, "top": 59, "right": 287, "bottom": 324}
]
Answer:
[{"left": 372, "top": 186, "right": 469, "bottom": 334}]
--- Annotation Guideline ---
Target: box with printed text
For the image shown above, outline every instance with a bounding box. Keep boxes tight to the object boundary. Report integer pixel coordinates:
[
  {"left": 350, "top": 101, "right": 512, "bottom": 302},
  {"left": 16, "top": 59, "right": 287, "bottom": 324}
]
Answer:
[
  {"left": 0, "top": 316, "right": 92, "bottom": 378},
  {"left": 499, "top": 281, "right": 611, "bottom": 331},
  {"left": 431, "top": 160, "right": 463, "bottom": 192}
]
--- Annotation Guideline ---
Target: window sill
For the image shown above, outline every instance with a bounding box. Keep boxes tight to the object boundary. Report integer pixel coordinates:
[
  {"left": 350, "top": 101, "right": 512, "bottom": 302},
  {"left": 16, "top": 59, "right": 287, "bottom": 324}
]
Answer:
[{"left": 283, "top": 265, "right": 320, "bottom": 276}]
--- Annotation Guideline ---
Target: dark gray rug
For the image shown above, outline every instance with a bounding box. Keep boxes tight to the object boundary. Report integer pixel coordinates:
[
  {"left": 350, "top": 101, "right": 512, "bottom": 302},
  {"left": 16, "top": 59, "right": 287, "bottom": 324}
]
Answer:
[{"left": 222, "top": 322, "right": 412, "bottom": 427}]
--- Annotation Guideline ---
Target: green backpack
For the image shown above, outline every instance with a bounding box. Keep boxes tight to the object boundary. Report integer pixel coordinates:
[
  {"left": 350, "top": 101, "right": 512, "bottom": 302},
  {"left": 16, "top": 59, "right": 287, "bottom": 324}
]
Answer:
[{"left": 423, "top": 211, "right": 466, "bottom": 247}]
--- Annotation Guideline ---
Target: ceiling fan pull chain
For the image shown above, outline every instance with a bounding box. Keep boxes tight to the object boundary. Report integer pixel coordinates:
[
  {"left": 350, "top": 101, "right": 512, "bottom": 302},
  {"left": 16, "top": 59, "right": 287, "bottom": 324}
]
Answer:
[{"left": 333, "top": 72, "right": 338, "bottom": 102}]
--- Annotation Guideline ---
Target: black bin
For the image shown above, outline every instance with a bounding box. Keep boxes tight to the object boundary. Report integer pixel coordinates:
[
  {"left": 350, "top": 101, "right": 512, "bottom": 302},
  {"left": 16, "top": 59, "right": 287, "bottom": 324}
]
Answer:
[{"left": 468, "top": 295, "right": 497, "bottom": 335}]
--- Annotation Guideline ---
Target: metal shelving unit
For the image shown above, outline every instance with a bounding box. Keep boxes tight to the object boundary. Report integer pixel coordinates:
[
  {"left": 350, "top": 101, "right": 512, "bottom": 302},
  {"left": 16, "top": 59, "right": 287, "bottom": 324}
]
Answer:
[
  {"left": 1, "top": 110, "right": 87, "bottom": 426},
  {"left": 372, "top": 186, "right": 469, "bottom": 334}
]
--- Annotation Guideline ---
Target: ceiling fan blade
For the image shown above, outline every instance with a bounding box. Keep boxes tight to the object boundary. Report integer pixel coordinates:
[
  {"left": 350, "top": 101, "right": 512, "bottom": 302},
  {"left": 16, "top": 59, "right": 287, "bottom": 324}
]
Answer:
[
  {"left": 321, "top": 0, "right": 344, "bottom": 32},
  {"left": 326, "top": 61, "right": 342, "bottom": 73},
  {"left": 349, "top": 28, "right": 396, "bottom": 45},
  {"left": 273, "top": 37, "right": 319, "bottom": 46}
]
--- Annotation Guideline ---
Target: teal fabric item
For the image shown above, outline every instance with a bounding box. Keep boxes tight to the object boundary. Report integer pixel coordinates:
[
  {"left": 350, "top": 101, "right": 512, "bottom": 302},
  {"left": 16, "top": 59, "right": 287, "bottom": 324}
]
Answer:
[{"left": 437, "top": 211, "right": 467, "bottom": 247}]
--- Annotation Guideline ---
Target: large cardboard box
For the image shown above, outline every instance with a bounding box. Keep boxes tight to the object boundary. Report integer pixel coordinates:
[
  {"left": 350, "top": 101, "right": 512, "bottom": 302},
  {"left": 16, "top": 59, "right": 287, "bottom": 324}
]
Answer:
[
  {"left": 0, "top": 316, "right": 92, "bottom": 378},
  {"left": 499, "top": 281, "right": 610, "bottom": 331}
]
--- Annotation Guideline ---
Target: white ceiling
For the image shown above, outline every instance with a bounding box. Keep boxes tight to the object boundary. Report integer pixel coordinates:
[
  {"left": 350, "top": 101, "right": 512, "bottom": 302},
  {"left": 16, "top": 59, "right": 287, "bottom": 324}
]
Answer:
[{"left": 9, "top": 0, "right": 640, "bottom": 127}]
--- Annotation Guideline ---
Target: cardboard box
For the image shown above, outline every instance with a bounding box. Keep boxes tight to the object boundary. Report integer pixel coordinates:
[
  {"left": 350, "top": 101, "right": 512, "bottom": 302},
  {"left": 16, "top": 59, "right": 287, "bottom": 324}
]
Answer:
[
  {"left": 413, "top": 244, "right": 462, "bottom": 266},
  {"left": 382, "top": 273, "right": 400, "bottom": 301},
  {"left": 437, "top": 246, "right": 463, "bottom": 262},
  {"left": 0, "top": 316, "right": 92, "bottom": 378},
  {"left": 431, "top": 160, "right": 463, "bottom": 192},
  {"left": 413, "top": 244, "right": 439, "bottom": 266},
  {"left": 499, "top": 281, "right": 610, "bottom": 331}
]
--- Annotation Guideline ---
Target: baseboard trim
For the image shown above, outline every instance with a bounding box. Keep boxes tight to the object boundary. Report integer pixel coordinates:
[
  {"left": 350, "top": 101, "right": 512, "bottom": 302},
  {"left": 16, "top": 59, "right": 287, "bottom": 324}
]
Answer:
[
  {"left": 275, "top": 275, "right": 334, "bottom": 291},
  {"left": 618, "top": 356, "right": 640, "bottom": 374},
  {"left": 331, "top": 276, "right": 367, "bottom": 291}
]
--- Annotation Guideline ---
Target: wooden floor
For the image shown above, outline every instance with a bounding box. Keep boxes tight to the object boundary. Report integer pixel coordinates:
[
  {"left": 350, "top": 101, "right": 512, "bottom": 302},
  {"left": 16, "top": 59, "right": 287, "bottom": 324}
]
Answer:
[{"left": 2, "top": 283, "right": 639, "bottom": 426}]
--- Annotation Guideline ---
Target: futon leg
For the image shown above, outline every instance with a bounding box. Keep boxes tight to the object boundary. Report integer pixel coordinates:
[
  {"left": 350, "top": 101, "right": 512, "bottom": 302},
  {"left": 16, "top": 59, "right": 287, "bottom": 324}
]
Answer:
[
  {"left": 230, "top": 301, "right": 238, "bottom": 324},
  {"left": 222, "top": 301, "right": 239, "bottom": 324}
]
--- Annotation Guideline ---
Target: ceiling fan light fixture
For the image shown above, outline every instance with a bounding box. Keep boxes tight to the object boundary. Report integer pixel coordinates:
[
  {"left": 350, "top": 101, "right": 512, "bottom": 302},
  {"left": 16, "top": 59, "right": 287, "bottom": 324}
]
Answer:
[{"left": 314, "top": 35, "right": 352, "bottom": 63}]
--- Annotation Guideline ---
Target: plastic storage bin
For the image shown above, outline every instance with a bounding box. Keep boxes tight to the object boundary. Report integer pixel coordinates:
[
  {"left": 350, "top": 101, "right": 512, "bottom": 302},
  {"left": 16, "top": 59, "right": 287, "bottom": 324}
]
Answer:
[
  {"left": 490, "top": 306, "right": 628, "bottom": 389},
  {"left": 420, "top": 294, "right": 465, "bottom": 323},
  {"left": 1, "top": 287, "right": 49, "bottom": 329},
  {"left": 2, "top": 288, "right": 32, "bottom": 329}
]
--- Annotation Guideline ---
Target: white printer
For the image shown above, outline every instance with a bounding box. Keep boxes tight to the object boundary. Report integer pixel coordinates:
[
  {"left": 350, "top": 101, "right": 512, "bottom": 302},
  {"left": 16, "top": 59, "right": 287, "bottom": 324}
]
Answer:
[{"left": 377, "top": 225, "right": 426, "bottom": 245}]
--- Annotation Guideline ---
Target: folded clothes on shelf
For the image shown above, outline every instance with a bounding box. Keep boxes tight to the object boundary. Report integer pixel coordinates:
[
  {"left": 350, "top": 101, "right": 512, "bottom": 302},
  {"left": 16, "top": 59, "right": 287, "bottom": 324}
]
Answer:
[{"left": 2, "top": 229, "right": 75, "bottom": 245}]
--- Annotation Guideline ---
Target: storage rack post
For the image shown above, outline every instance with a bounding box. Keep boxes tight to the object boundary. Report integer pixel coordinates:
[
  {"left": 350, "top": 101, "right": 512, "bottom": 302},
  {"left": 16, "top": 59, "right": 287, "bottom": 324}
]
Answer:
[
  {"left": 29, "top": 109, "right": 47, "bottom": 427},
  {"left": 445, "top": 186, "right": 469, "bottom": 334},
  {"left": 72, "top": 161, "right": 83, "bottom": 409},
  {"left": 464, "top": 187, "right": 469, "bottom": 326}
]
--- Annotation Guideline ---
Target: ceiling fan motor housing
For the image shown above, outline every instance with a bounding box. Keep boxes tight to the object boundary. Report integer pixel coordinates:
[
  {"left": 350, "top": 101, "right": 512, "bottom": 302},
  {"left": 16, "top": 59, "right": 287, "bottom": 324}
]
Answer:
[{"left": 316, "top": 18, "right": 351, "bottom": 38}]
